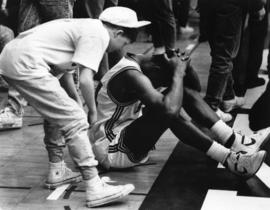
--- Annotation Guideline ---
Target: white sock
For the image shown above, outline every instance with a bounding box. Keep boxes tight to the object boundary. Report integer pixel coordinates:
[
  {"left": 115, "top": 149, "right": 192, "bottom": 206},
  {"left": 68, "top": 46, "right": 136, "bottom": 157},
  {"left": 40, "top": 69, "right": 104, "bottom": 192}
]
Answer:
[
  {"left": 210, "top": 120, "right": 233, "bottom": 144},
  {"left": 206, "top": 142, "right": 230, "bottom": 164}
]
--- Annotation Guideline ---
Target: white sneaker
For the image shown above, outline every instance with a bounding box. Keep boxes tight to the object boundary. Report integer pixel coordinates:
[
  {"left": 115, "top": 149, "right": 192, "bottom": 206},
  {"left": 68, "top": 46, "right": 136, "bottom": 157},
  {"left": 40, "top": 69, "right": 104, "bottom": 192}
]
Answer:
[
  {"left": 221, "top": 96, "right": 245, "bottom": 112},
  {"left": 86, "top": 176, "right": 135, "bottom": 207},
  {"left": 232, "top": 127, "right": 270, "bottom": 154},
  {"left": 0, "top": 107, "right": 23, "bottom": 130},
  {"left": 224, "top": 150, "right": 266, "bottom": 178},
  {"left": 180, "top": 25, "right": 194, "bottom": 34},
  {"left": 44, "top": 161, "right": 82, "bottom": 189},
  {"left": 215, "top": 108, "right": 233, "bottom": 122}
]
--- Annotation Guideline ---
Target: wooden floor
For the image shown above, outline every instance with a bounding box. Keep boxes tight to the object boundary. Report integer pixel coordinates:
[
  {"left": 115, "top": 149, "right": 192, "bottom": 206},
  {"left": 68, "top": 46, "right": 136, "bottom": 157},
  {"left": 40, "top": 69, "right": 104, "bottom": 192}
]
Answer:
[{"left": 1, "top": 28, "right": 270, "bottom": 209}]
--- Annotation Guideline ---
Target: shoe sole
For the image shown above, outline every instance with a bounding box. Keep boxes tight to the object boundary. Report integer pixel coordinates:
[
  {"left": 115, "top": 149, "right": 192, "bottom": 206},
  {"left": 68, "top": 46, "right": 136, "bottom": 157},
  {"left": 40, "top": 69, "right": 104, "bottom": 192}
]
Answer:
[
  {"left": 0, "top": 121, "right": 22, "bottom": 130},
  {"left": 252, "top": 151, "right": 267, "bottom": 178},
  {"left": 86, "top": 184, "right": 135, "bottom": 208},
  {"left": 257, "top": 130, "right": 270, "bottom": 151},
  {"left": 245, "top": 151, "right": 267, "bottom": 179},
  {"left": 44, "top": 175, "right": 82, "bottom": 189}
]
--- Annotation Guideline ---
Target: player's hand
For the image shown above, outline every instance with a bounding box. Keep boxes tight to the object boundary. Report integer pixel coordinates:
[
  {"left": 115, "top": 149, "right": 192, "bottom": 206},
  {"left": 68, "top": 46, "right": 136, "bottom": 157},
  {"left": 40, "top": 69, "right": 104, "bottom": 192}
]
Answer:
[{"left": 168, "top": 55, "right": 189, "bottom": 77}]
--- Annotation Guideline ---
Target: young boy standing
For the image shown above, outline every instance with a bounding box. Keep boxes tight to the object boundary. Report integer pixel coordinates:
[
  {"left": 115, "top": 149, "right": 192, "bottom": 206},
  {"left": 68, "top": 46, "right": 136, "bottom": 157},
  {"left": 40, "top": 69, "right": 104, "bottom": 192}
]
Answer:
[{"left": 0, "top": 7, "right": 150, "bottom": 208}]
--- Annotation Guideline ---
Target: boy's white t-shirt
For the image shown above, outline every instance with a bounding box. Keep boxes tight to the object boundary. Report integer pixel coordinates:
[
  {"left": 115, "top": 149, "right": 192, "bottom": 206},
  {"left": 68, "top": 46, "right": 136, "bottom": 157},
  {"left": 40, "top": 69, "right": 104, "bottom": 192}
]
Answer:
[{"left": 0, "top": 18, "right": 110, "bottom": 80}]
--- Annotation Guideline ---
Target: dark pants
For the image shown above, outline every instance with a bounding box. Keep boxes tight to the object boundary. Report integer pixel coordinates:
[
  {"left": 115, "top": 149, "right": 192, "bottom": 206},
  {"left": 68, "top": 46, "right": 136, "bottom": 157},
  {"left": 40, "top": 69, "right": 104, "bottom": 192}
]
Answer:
[
  {"left": 199, "top": 0, "right": 243, "bottom": 109},
  {"left": 268, "top": 41, "right": 270, "bottom": 73},
  {"left": 173, "top": 0, "right": 191, "bottom": 27},
  {"left": 140, "top": 0, "right": 176, "bottom": 50},
  {"left": 233, "top": 1, "right": 269, "bottom": 96},
  {"left": 73, "top": 0, "right": 117, "bottom": 18},
  {"left": 18, "top": 0, "right": 74, "bottom": 33},
  {"left": 233, "top": 12, "right": 269, "bottom": 96}
]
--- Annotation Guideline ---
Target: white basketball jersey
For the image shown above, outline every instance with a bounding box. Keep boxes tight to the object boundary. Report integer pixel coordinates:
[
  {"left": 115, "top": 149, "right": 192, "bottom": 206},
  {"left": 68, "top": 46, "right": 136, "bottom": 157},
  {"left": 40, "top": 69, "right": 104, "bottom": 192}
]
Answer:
[{"left": 89, "top": 56, "right": 143, "bottom": 165}]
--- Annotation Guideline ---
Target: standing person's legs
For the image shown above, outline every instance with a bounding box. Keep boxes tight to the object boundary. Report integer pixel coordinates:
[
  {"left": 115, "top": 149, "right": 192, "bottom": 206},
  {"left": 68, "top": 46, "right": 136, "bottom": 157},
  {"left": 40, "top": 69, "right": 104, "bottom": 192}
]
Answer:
[
  {"left": 176, "top": 0, "right": 194, "bottom": 33},
  {"left": 268, "top": 41, "right": 270, "bottom": 75},
  {"left": 82, "top": 0, "right": 105, "bottom": 18},
  {"left": 204, "top": 1, "right": 242, "bottom": 111},
  {"left": 18, "top": 0, "right": 74, "bottom": 33},
  {"left": 0, "top": 25, "right": 23, "bottom": 129},
  {"left": 4, "top": 73, "right": 134, "bottom": 206},
  {"left": 232, "top": 12, "right": 250, "bottom": 97},
  {"left": 142, "top": 0, "right": 176, "bottom": 55},
  {"left": 245, "top": 12, "right": 268, "bottom": 88},
  {"left": 0, "top": 25, "right": 13, "bottom": 110},
  {"left": 4, "top": 74, "right": 98, "bottom": 175},
  {"left": 43, "top": 120, "right": 82, "bottom": 188},
  {"left": 38, "top": 0, "right": 75, "bottom": 20},
  {"left": 17, "top": 0, "right": 41, "bottom": 33}
]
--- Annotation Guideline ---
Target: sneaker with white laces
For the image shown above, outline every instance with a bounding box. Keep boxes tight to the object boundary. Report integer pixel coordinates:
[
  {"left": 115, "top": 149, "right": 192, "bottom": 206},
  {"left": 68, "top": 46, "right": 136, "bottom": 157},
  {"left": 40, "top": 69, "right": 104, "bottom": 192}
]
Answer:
[
  {"left": 215, "top": 108, "right": 233, "bottom": 122},
  {"left": 0, "top": 106, "right": 23, "bottom": 130},
  {"left": 224, "top": 150, "right": 266, "bottom": 178},
  {"left": 221, "top": 96, "right": 245, "bottom": 112},
  {"left": 231, "top": 127, "right": 270, "bottom": 154},
  {"left": 44, "top": 161, "right": 82, "bottom": 189},
  {"left": 86, "top": 176, "right": 135, "bottom": 207}
]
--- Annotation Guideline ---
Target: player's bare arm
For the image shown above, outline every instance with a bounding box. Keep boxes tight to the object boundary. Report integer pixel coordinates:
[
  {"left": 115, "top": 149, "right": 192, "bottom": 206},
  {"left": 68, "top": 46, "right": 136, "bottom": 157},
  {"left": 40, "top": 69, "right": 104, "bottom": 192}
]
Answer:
[{"left": 124, "top": 57, "right": 187, "bottom": 118}]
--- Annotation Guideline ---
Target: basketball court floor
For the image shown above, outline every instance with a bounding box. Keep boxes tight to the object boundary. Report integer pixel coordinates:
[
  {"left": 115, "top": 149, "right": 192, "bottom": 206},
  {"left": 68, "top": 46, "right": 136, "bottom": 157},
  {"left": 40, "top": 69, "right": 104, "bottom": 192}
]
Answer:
[{"left": 0, "top": 29, "right": 270, "bottom": 210}]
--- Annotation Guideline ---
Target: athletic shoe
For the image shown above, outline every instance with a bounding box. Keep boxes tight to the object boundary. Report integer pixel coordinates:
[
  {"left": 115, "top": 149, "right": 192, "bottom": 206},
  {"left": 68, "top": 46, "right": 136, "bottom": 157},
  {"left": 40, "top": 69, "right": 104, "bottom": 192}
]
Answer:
[
  {"left": 224, "top": 150, "right": 266, "bottom": 178},
  {"left": 44, "top": 161, "right": 82, "bottom": 189},
  {"left": 180, "top": 25, "right": 194, "bottom": 34},
  {"left": 232, "top": 127, "right": 270, "bottom": 154},
  {"left": 0, "top": 107, "right": 23, "bottom": 130},
  {"left": 221, "top": 96, "right": 245, "bottom": 112},
  {"left": 86, "top": 176, "right": 135, "bottom": 207},
  {"left": 215, "top": 108, "right": 233, "bottom": 122}
]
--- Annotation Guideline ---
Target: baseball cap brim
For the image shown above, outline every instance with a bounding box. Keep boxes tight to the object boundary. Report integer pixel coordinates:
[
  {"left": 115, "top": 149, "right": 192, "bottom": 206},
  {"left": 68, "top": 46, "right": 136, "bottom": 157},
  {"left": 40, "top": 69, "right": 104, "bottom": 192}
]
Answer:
[
  {"left": 101, "top": 20, "right": 151, "bottom": 28},
  {"left": 115, "top": 20, "right": 151, "bottom": 28}
]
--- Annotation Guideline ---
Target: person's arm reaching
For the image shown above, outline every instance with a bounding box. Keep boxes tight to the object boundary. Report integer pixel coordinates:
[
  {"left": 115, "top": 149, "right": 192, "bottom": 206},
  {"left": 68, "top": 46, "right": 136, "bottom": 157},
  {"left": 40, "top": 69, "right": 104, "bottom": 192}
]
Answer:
[
  {"left": 79, "top": 67, "right": 97, "bottom": 125},
  {"left": 60, "top": 73, "right": 83, "bottom": 108}
]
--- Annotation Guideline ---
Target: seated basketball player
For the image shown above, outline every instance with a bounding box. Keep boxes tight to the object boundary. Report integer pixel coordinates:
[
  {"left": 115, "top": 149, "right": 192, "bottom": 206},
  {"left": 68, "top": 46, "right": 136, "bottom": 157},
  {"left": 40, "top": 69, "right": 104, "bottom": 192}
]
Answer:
[{"left": 89, "top": 53, "right": 270, "bottom": 178}]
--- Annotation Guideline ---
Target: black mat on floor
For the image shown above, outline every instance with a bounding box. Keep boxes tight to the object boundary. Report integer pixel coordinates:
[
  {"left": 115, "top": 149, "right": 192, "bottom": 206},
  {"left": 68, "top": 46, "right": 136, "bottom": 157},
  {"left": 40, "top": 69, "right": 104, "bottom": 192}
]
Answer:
[{"left": 139, "top": 141, "right": 270, "bottom": 210}]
